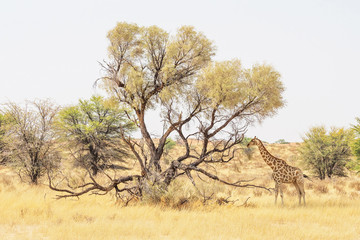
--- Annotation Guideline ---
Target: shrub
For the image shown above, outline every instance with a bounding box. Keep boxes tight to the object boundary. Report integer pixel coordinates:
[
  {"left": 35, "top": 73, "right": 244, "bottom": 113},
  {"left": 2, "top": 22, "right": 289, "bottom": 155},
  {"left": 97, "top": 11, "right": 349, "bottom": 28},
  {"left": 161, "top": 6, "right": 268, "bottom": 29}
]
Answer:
[
  {"left": 333, "top": 185, "right": 346, "bottom": 195},
  {"left": 349, "top": 181, "right": 360, "bottom": 191},
  {"left": 314, "top": 183, "right": 329, "bottom": 194},
  {"left": 350, "top": 191, "right": 359, "bottom": 199},
  {"left": 253, "top": 189, "right": 263, "bottom": 197},
  {"left": 300, "top": 126, "right": 353, "bottom": 180}
]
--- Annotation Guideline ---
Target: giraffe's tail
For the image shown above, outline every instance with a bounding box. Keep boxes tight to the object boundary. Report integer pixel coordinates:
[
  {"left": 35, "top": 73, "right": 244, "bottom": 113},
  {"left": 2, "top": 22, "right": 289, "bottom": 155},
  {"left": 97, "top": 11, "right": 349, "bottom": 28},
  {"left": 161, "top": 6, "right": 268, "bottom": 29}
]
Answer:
[{"left": 303, "top": 174, "right": 313, "bottom": 182}]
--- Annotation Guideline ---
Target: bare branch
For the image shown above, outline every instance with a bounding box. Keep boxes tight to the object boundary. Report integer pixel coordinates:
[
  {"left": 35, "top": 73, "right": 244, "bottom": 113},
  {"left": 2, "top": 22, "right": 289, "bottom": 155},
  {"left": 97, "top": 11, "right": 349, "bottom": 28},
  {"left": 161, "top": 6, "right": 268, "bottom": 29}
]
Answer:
[
  {"left": 48, "top": 169, "right": 141, "bottom": 199},
  {"left": 186, "top": 166, "right": 271, "bottom": 192}
]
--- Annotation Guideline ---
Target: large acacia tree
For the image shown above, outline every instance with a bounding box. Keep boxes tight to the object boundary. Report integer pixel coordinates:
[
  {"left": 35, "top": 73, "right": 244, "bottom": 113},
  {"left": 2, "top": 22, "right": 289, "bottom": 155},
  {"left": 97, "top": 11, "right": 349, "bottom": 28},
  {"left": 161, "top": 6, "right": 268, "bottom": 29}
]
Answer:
[{"left": 50, "top": 22, "right": 285, "bottom": 198}]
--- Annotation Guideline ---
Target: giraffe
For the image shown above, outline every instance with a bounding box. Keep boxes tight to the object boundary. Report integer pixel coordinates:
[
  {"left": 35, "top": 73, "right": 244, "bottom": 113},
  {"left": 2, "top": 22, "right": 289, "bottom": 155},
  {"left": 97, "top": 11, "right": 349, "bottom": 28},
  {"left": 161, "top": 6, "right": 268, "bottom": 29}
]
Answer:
[{"left": 247, "top": 136, "right": 307, "bottom": 206}]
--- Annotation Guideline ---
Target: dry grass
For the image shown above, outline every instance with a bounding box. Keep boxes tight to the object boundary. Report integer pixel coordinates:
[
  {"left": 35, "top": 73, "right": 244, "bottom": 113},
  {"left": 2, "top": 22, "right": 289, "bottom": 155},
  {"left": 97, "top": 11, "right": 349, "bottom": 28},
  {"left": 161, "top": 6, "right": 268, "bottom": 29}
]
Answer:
[
  {"left": 1, "top": 143, "right": 360, "bottom": 239},
  {"left": 1, "top": 180, "right": 360, "bottom": 240},
  {"left": 313, "top": 182, "right": 329, "bottom": 194},
  {"left": 349, "top": 180, "right": 360, "bottom": 191}
]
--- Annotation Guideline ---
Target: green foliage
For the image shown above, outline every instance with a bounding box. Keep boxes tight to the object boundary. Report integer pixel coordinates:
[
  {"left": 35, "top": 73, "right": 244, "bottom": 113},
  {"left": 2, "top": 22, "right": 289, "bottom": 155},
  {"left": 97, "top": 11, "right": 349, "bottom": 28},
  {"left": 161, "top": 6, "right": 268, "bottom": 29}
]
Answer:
[
  {"left": 103, "top": 22, "right": 215, "bottom": 110},
  {"left": 300, "top": 126, "right": 353, "bottom": 180},
  {"left": 0, "top": 113, "right": 6, "bottom": 142},
  {"left": 56, "top": 96, "right": 135, "bottom": 175},
  {"left": 196, "top": 60, "right": 243, "bottom": 108},
  {"left": 241, "top": 137, "right": 252, "bottom": 146},
  {"left": 164, "top": 138, "right": 176, "bottom": 153},
  {"left": 196, "top": 60, "right": 284, "bottom": 119},
  {"left": 162, "top": 138, "right": 177, "bottom": 164},
  {"left": 0, "top": 113, "right": 5, "bottom": 127},
  {"left": 275, "top": 139, "right": 289, "bottom": 144},
  {"left": 350, "top": 117, "right": 360, "bottom": 171},
  {"left": 239, "top": 137, "right": 254, "bottom": 160}
]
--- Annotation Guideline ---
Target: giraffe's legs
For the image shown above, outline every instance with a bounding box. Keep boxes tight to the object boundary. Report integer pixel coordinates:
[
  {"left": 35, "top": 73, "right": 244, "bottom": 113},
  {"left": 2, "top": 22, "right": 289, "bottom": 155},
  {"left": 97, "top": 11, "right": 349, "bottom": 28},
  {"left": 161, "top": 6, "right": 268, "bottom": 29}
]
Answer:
[
  {"left": 279, "top": 183, "right": 284, "bottom": 206},
  {"left": 293, "top": 182, "right": 301, "bottom": 205},
  {"left": 274, "top": 182, "right": 279, "bottom": 205},
  {"left": 274, "top": 182, "right": 283, "bottom": 206},
  {"left": 298, "top": 181, "right": 306, "bottom": 206}
]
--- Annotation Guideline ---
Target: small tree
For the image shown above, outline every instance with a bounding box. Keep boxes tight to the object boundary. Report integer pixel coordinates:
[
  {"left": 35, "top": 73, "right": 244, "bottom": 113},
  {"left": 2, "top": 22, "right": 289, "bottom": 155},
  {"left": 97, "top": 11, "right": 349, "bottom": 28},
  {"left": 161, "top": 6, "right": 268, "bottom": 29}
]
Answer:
[
  {"left": 300, "top": 126, "right": 353, "bottom": 180},
  {"left": 56, "top": 96, "right": 135, "bottom": 175},
  {"left": 4, "top": 100, "right": 60, "bottom": 184}
]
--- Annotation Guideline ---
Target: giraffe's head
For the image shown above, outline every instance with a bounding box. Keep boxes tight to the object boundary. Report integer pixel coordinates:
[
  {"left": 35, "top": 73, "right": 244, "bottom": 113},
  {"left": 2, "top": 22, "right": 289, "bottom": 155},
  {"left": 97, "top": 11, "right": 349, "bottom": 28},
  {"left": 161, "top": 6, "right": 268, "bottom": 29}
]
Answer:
[{"left": 247, "top": 136, "right": 260, "bottom": 147}]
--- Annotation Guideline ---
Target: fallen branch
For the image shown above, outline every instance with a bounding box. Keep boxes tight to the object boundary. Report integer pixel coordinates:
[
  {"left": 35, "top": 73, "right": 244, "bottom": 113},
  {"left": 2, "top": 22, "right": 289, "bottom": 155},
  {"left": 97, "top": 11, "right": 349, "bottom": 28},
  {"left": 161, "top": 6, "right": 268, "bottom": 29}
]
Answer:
[{"left": 48, "top": 170, "right": 141, "bottom": 199}]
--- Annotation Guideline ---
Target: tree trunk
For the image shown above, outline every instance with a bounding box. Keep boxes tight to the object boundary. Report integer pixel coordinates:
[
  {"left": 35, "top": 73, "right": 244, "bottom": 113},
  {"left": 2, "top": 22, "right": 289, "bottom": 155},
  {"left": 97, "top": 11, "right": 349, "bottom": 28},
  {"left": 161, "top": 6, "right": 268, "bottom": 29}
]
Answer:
[
  {"left": 30, "top": 157, "right": 41, "bottom": 184},
  {"left": 90, "top": 162, "right": 98, "bottom": 176},
  {"left": 89, "top": 144, "right": 99, "bottom": 176},
  {"left": 30, "top": 167, "right": 40, "bottom": 184}
]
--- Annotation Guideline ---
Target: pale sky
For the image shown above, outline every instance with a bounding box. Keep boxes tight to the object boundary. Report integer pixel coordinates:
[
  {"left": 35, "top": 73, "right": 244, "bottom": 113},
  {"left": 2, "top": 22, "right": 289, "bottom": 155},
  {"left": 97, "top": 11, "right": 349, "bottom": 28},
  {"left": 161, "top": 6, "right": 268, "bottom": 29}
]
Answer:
[{"left": 1, "top": 0, "right": 359, "bottom": 142}]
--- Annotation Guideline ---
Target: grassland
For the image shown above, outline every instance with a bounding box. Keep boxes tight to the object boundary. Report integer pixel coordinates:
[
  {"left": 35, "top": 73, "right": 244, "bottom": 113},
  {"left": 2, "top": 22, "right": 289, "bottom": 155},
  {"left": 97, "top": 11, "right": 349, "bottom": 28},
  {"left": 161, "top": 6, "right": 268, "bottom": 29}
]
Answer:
[{"left": 1, "top": 143, "right": 360, "bottom": 240}]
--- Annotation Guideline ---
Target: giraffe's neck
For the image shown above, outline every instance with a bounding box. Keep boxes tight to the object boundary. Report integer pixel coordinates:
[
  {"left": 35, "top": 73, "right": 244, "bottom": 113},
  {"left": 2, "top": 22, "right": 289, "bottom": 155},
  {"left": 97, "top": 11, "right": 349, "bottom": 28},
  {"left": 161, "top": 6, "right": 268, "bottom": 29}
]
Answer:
[{"left": 256, "top": 140, "right": 277, "bottom": 170}]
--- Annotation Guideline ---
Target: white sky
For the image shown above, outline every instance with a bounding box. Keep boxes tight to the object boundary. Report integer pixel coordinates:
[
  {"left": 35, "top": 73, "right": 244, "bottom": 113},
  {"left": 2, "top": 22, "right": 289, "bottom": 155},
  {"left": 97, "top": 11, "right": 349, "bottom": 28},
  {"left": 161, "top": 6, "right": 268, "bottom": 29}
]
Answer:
[{"left": 1, "top": 0, "right": 359, "bottom": 143}]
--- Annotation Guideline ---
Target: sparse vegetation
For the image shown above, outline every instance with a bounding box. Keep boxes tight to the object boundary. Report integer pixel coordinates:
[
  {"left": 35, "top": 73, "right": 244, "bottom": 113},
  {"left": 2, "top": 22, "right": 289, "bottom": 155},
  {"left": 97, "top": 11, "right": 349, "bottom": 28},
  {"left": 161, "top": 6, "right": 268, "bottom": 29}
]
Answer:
[{"left": 1, "top": 142, "right": 360, "bottom": 240}]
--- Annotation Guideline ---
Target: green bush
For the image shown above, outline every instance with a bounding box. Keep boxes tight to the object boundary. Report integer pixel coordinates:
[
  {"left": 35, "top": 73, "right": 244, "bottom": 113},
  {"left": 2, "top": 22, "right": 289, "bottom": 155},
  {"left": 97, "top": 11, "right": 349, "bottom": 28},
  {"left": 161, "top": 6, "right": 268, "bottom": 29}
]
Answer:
[
  {"left": 350, "top": 117, "right": 360, "bottom": 172},
  {"left": 300, "top": 126, "right": 353, "bottom": 180}
]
